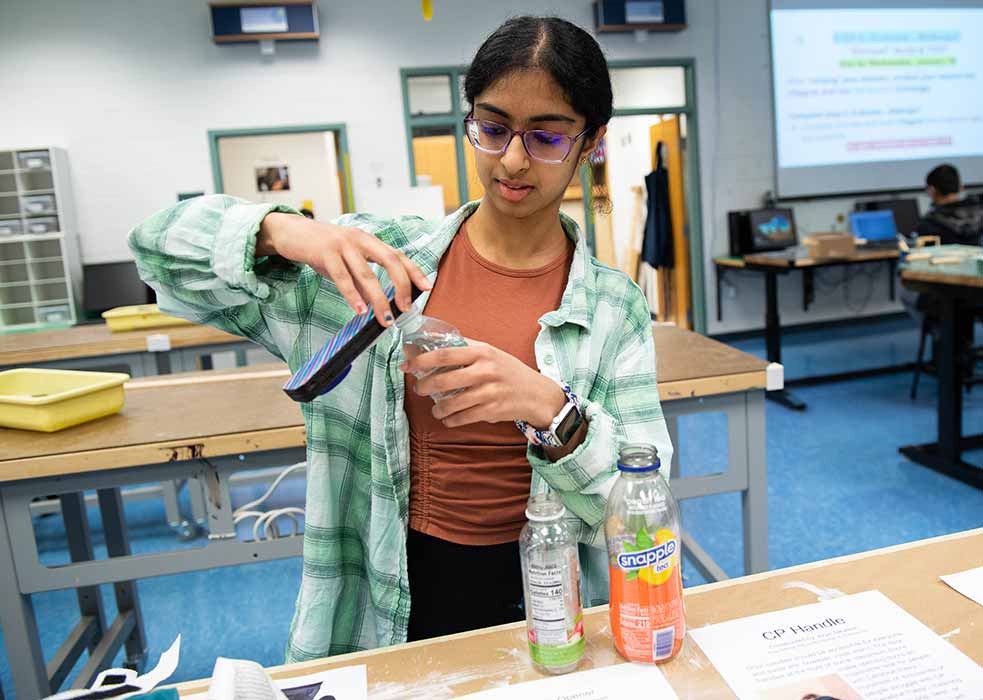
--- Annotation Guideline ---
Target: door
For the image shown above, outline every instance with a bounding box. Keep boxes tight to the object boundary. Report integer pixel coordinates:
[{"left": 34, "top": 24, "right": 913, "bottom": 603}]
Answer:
[
  {"left": 216, "top": 130, "right": 346, "bottom": 221},
  {"left": 648, "top": 115, "right": 691, "bottom": 329}
]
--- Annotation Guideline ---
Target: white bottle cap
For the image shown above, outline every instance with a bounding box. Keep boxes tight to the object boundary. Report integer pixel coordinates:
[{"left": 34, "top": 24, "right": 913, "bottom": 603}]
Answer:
[{"left": 394, "top": 306, "right": 424, "bottom": 334}]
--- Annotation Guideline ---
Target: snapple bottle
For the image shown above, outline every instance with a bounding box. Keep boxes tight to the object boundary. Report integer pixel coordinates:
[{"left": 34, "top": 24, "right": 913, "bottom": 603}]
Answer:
[{"left": 605, "top": 443, "right": 685, "bottom": 663}]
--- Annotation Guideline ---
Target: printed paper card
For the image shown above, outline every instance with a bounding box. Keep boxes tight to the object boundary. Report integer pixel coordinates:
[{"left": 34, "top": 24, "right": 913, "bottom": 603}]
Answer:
[{"left": 690, "top": 590, "right": 983, "bottom": 700}]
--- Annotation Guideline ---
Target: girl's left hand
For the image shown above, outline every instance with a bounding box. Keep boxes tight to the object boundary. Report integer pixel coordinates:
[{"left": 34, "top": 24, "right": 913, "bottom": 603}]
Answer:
[{"left": 402, "top": 339, "right": 566, "bottom": 428}]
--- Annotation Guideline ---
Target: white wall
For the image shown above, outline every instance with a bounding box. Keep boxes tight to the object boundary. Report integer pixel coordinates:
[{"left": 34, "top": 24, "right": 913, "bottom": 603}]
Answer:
[
  {"left": 0, "top": 0, "right": 923, "bottom": 333},
  {"left": 218, "top": 131, "right": 342, "bottom": 219}
]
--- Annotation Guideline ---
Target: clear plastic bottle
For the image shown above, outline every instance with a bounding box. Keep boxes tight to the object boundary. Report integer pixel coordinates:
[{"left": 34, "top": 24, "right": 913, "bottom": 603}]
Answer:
[
  {"left": 395, "top": 307, "right": 467, "bottom": 401},
  {"left": 605, "top": 443, "right": 685, "bottom": 664},
  {"left": 519, "top": 492, "right": 585, "bottom": 675}
]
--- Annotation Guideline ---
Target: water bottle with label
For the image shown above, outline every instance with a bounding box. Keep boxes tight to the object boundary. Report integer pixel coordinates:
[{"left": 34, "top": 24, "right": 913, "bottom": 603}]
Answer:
[
  {"left": 519, "top": 492, "right": 585, "bottom": 675},
  {"left": 605, "top": 443, "right": 685, "bottom": 663},
  {"left": 395, "top": 307, "right": 467, "bottom": 401}
]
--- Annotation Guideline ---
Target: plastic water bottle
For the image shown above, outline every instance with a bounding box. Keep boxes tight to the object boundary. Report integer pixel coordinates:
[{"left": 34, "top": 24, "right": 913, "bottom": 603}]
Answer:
[
  {"left": 519, "top": 492, "right": 586, "bottom": 675},
  {"left": 605, "top": 443, "right": 685, "bottom": 664},
  {"left": 395, "top": 307, "right": 467, "bottom": 401}
]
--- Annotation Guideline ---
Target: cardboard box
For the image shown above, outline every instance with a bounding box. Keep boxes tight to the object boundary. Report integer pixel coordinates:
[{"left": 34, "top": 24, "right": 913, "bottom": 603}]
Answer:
[{"left": 803, "top": 232, "right": 856, "bottom": 259}]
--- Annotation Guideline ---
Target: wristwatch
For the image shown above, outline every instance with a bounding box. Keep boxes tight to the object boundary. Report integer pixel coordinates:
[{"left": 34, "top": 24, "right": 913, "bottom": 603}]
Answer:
[{"left": 515, "top": 382, "right": 585, "bottom": 448}]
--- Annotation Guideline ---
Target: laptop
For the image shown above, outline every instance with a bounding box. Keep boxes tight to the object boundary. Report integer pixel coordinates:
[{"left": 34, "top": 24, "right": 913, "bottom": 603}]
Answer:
[
  {"left": 849, "top": 210, "right": 899, "bottom": 250},
  {"left": 856, "top": 198, "right": 921, "bottom": 238}
]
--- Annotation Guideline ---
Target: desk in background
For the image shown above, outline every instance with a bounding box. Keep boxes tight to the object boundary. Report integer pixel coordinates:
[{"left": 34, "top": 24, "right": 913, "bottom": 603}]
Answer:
[
  {"left": 715, "top": 248, "right": 899, "bottom": 410},
  {"left": 0, "top": 321, "right": 259, "bottom": 536},
  {"left": 0, "top": 365, "right": 307, "bottom": 698},
  {"left": 0, "top": 326, "right": 775, "bottom": 698},
  {"left": 174, "top": 529, "right": 983, "bottom": 698},
  {"left": 900, "top": 245, "right": 983, "bottom": 490},
  {"left": 0, "top": 321, "right": 253, "bottom": 375}
]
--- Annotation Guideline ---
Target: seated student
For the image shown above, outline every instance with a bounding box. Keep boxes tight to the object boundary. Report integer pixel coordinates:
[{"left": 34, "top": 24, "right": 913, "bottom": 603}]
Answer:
[
  {"left": 915, "top": 164, "right": 983, "bottom": 245},
  {"left": 904, "top": 165, "right": 983, "bottom": 378}
]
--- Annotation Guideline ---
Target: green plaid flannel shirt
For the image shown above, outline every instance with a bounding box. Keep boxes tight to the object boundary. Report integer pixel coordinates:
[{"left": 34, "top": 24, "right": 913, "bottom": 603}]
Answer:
[{"left": 128, "top": 195, "right": 672, "bottom": 663}]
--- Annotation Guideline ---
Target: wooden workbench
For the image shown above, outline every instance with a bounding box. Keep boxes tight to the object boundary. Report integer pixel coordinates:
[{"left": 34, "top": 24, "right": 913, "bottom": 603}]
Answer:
[
  {"left": 900, "top": 244, "right": 983, "bottom": 289},
  {"left": 0, "top": 326, "right": 773, "bottom": 699},
  {"left": 0, "top": 322, "right": 243, "bottom": 367},
  {"left": 0, "top": 364, "right": 302, "bottom": 479},
  {"left": 0, "top": 326, "right": 769, "bottom": 481},
  {"left": 653, "top": 323, "right": 769, "bottom": 399},
  {"left": 174, "top": 529, "right": 983, "bottom": 698},
  {"left": 714, "top": 248, "right": 899, "bottom": 270}
]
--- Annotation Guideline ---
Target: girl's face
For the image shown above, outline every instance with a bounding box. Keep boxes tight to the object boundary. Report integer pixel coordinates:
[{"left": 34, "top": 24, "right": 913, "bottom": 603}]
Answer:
[{"left": 469, "top": 68, "right": 604, "bottom": 220}]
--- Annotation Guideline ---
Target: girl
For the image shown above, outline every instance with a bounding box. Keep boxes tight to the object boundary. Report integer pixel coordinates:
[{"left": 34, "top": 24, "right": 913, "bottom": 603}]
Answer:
[{"left": 130, "top": 15, "right": 672, "bottom": 662}]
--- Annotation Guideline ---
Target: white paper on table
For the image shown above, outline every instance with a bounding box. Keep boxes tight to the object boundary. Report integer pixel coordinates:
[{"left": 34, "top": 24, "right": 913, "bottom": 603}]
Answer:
[
  {"left": 690, "top": 590, "right": 983, "bottom": 700},
  {"left": 458, "top": 662, "right": 678, "bottom": 700},
  {"left": 44, "top": 636, "right": 182, "bottom": 699},
  {"left": 941, "top": 567, "right": 983, "bottom": 607},
  {"left": 183, "top": 664, "right": 366, "bottom": 700}
]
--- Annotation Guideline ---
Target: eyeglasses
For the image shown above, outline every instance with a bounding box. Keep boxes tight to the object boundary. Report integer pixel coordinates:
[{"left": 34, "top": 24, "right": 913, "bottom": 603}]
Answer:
[{"left": 464, "top": 117, "right": 589, "bottom": 164}]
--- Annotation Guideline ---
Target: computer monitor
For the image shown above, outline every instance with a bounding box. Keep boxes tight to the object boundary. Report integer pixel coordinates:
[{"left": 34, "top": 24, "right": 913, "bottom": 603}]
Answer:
[
  {"left": 727, "top": 207, "right": 798, "bottom": 256},
  {"left": 856, "top": 198, "right": 921, "bottom": 237},
  {"left": 83, "top": 261, "right": 155, "bottom": 314},
  {"left": 748, "top": 208, "right": 797, "bottom": 250},
  {"left": 849, "top": 210, "right": 897, "bottom": 241}
]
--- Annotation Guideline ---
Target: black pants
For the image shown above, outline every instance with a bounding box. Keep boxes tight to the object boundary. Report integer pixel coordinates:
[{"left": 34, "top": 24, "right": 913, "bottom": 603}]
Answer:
[{"left": 406, "top": 528, "right": 524, "bottom": 642}]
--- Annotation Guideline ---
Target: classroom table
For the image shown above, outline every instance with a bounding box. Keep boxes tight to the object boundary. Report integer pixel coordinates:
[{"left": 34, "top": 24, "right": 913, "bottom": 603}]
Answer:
[
  {"left": 715, "top": 247, "right": 899, "bottom": 411},
  {"left": 173, "top": 528, "right": 983, "bottom": 698},
  {"left": 899, "top": 245, "right": 983, "bottom": 490},
  {"left": 0, "top": 325, "right": 775, "bottom": 699},
  {"left": 0, "top": 366, "right": 307, "bottom": 699},
  {"left": 0, "top": 321, "right": 257, "bottom": 536},
  {"left": 0, "top": 321, "right": 252, "bottom": 376}
]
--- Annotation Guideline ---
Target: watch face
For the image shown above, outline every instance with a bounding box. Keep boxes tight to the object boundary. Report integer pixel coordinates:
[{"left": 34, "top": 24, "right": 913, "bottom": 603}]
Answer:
[{"left": 556, "top": 404, "right": 583, "bottom": 444}]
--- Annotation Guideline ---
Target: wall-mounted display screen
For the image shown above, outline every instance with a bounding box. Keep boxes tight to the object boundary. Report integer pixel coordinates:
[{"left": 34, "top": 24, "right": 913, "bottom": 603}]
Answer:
[
  {"left": 240, "top": 6, "right": 289, "bottom": 33},
  {"left": 770, "top": 1, "right": 983, "bottom": 197}
]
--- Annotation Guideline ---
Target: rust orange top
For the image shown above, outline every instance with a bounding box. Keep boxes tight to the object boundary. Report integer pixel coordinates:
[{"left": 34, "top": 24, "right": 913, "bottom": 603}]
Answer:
[{"left": 404, "top": 223, "right": 573, "bottom": 545}]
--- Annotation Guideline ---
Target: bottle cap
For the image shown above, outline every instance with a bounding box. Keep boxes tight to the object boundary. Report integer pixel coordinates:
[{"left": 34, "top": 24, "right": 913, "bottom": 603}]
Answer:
[
  {"left": 617, "top": 443, "right": 661, "bottom": 473},
  {"left": 394, "top": 306, "right": 424, "bottom": 334},
  {"left": 525, "top": 492, "right": 566, "bottom": 522}
]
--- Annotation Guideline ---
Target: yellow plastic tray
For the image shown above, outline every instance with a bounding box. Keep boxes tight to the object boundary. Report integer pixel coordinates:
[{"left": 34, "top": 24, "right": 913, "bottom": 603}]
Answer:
[
  {"left": 102, "top": 304, "right": 192, "bottom": 332},
  {"left": 0, "top": 369, "right": 129, "bottom": 432}
]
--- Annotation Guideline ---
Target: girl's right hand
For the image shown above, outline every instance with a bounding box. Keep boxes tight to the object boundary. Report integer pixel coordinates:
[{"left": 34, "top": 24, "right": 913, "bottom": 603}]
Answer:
[{"left": 257, "top": 212, "right": 432, "bottom": 326}]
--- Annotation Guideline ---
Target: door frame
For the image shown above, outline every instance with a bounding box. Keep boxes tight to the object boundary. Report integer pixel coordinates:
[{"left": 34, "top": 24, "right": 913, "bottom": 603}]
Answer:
[
  {"left": 207, "top": 123, "right": 355, "bottom": 212},
  {"left": 606, "top": 58, "right": 705, "bottom": 333},
  {"left": 400, "top": 66, "right": 471, "bottom": 207}
]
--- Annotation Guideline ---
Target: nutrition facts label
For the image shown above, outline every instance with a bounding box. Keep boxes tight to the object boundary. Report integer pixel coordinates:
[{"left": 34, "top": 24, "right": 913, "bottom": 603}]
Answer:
[{"left": 528, "top": 563, "right": 571, "bottom": 645}]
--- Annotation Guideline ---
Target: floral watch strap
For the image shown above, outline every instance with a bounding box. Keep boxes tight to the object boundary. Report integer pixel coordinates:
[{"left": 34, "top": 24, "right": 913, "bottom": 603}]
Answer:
[{"left": 515, "top": 381, "right": 582, "bottom": 448}]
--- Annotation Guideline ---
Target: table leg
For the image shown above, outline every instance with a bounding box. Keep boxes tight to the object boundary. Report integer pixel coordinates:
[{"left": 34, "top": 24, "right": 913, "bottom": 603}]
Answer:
[
  {"left": 888, "top": 259, "right": 896, "bottom": 302},
  {"left": 899, "top": 294, "right": 983, "bottom": 488},
  {"left": 49, "top": 494, "right": 109, "bottom": 691},
  {"left": 765, "top": 271, "right": 781, "bottom": 364},
  {"left": 938, "top": 297, "right": 963, "bottom": 461},
  {"left": 742, "top": 391, "right": 769, "bottom": 574},
  {"left": 665, "top": 415, "right": 680, "bottom": 475},
  {"left": 162, "top": 480, "right": 199, "bottom": 541},
  {"left": 0, "top": 492, "right": 50, "bottom": 699},
  {"left": 97, "top": 488, "right": 148, "bottom": 671},
  {"left": 189, "top": 477, "right": 209, "bottom": 530},
  {"left": 802, "top": 268, "right": 814, "bottom": 311},
  {"left": 764, "top": 270, "right": 806, "bottom": 410},
  {"left": 716, "top": 267, "right": 724, "bottom": 323}
]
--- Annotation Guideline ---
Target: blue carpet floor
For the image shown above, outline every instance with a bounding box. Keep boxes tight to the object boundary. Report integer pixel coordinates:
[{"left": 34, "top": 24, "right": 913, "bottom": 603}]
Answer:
[{"left": 2, "top": 316, "right": 982, "bottom": 697}]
